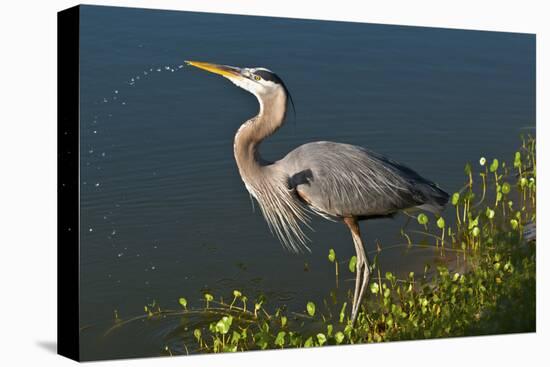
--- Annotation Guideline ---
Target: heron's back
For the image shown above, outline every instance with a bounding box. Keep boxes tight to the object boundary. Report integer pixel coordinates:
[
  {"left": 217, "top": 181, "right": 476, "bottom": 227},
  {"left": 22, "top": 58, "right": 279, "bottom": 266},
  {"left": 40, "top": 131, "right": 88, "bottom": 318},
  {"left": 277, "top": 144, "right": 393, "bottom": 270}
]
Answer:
[{"left": 276, "top": 141, "right": 449, "bottom": 219}]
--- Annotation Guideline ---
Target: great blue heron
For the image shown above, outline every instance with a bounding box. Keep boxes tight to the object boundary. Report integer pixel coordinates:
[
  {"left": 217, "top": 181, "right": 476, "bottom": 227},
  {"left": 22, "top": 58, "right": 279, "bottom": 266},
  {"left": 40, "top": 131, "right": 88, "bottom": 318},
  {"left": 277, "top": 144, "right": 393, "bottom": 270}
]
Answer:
[{"left": 185, "top": 61, "right": 449, "bottom": 322}]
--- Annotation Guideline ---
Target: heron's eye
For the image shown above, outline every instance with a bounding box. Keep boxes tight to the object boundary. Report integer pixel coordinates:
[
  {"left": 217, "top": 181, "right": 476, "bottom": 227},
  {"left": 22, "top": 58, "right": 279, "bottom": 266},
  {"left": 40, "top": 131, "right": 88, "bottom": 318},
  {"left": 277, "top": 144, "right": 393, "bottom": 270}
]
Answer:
[{"left": 253, "top": 75, "right": 261, "bottom": 81}]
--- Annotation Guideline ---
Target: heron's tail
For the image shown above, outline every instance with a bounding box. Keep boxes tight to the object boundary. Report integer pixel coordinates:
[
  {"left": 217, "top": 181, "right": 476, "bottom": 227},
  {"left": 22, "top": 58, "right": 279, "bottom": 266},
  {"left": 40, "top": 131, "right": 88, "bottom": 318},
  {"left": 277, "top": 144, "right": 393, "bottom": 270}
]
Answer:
[{"left": 414, "top": 182, "right": 450, "bottom": 215}]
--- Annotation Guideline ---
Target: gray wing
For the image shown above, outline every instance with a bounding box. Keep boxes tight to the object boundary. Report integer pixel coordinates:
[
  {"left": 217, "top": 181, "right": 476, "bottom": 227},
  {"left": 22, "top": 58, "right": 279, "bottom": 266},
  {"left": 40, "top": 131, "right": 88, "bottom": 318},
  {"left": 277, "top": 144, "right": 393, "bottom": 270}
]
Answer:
[{"left": 275, "top": 141, "right": 449, "bottom": 219}]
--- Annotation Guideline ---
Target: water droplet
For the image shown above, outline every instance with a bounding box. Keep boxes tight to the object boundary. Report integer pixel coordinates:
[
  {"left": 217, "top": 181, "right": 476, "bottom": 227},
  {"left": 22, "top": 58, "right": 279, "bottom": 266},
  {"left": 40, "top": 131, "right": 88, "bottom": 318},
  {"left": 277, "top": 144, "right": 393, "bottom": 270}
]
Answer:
[
  {"left": 151, "top": 266, "right": 156, "bottom": 270},
  {"left": 89, "top": 228, "right": 93, "bottom": 232},
  {"left": 103, "top": 98, "right": 108, "bottom": 103},
  {"left": 88, "top": 149, "right": 94, "bottom": 154},
  {"left": 112, "top": 230, "right": 116, "bottom": 236},
  {"left": 114, "top": 90, "right": 119, "bottom": 94},
  {"left": 101, "top": 152, "right": 106, "bottom": 157},
  {"left": 165, "top": 66, "right": 170, "bottom": 70},
  {"left": 95, "top": 182, "right": 100, "bottom": 187},
  {"left": 117, "top": 253, "right": 124, "bottom": 257},
  {"left": 93, "top": 130, "right": 97, "bottom": 134},
  {"left": 121, "top": 102, "right": 126, "bottom": 105},
  {"left": 157, "top": 68, "right": 161, "bottom": 72}
]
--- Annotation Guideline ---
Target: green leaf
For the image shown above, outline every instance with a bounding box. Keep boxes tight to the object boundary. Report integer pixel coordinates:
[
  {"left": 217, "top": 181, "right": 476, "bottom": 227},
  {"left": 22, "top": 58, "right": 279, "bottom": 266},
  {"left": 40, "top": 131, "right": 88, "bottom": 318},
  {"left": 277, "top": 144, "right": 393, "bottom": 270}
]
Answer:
[
  {"left": 178, "top": 297, "right": 187, "bottom": 309},
  {"left": 339, "top": 302, "right": 347, "bottom": 323},
  {"left": 231, "top": 330, "right": 241, "bottom": 344},
  {"left": 520, "top": 177, "right": 527, "bottom": 188},
  {"left": 485, "top": 207, "right": 495, "bottom": 219},
  {"left": 204, "top": 293, "right": 213, "bottom": 302},
  {"left": 436, "top": 217, "right": 445, "bottom": 229},
  {"left": 193, "top": 328, "right": 201, "bottom": 341},
  {"left": 472, "top": 226, "right": 480, "bottom": 237},
  {"left": 502, "top": 182, "right": 511, "bottom": 194},
  {"left": 489, "top": 158, "right": 499, "bottom": 173},
  {"left": 451, "top": 192, "right": 460, "bottom": 206},
  {"left": 316, "top": 333, "right": 327, "bottom": 346},
  {"left": 348, "top": 256, "right": 357, "bottom": 273},
  {"left": 344, "top": 324, "right": 353, "bottom": 338},
  {"left": 335, "top": 331, "right": 345, "bottom": 344},
  {"left": 232, "top": 290, "right": 242, "bottom": 298},
  {"left": 468, "top": 215, "right": 479, "bottom": 230},
  {"left": 479, "top": 157, "right": 486, "bottom": 166},
  {"left": 370, "top": 282, "right": 380, "bottom": 294},
  {"left": 514, "top": 151, "right": 521, "bottom": 168},
  {"left": 215, "top": 316, "right": 233, "bottom": 335},
  {"left": 275, "top": 331, "right": 286, "bottom": 347},
  {"left": 417, "top": 213, "right": 429, "bottom": 225},
  {"left": 306, "top": 301, "right": 316, "bottom": 317},
  {"left": 510, "top": 219, "right": 519, "bottom": 230},
  {"left": 304, "top": 336, "right": 314, "bottom": 347},
  {"left": 328, "top": 248, "right": 336, "bottom": 263},
  {"left": 281, "top": 315, "right": 287, "bottom": 327}
]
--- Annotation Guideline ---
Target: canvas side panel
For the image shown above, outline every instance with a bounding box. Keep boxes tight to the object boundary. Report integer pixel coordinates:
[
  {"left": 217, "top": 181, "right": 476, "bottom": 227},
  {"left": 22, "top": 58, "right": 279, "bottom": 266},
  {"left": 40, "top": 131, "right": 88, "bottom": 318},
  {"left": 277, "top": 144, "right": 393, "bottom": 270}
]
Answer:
[{"left": 57, "top": 5, "right": 80, "bottom": 362}]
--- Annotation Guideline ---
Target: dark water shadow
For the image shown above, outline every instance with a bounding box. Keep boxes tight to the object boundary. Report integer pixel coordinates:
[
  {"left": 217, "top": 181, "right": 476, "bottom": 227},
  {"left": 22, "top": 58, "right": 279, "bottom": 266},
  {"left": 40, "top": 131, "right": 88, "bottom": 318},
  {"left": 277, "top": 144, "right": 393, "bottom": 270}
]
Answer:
[{"left": 36, "top": 340, "right": 57, "bottom": 354}]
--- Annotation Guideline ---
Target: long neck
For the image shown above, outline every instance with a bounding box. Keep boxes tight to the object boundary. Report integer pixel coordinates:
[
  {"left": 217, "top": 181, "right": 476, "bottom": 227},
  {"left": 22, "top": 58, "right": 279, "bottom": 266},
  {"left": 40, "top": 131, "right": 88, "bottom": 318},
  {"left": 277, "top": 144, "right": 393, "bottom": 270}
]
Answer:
[
  {"left": 233, "top": 89, "right": 287, "bottom": 177},
  {"left": 232, "top": 89, "right": 311, "bottom": 253}
]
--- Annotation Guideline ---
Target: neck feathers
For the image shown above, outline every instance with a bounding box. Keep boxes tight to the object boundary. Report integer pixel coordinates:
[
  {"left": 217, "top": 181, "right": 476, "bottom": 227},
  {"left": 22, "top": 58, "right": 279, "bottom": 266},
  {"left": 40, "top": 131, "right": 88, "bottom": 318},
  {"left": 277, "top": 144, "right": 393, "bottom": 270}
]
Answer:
[
  {"left": 233, "top": 88, "right": 287, "bottom": 179},
  {"left": 233, "top": 88, "right": 311, "bottom": 253}
]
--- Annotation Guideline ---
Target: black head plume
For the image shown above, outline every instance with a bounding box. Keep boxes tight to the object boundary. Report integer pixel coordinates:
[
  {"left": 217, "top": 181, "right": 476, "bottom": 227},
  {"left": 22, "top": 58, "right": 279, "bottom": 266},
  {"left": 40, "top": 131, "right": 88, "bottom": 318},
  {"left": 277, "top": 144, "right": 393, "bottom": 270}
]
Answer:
[{"left": 254, "top": 69, "right": 296, "bottom": 122}]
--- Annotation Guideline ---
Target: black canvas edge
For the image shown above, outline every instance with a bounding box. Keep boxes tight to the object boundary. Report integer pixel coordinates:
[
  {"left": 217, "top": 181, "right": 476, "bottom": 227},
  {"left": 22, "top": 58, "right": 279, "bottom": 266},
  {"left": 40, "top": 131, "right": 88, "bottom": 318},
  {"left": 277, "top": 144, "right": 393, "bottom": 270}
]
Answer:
[{"left": 58, "top": 5, "right": 81, "bottom": 362}]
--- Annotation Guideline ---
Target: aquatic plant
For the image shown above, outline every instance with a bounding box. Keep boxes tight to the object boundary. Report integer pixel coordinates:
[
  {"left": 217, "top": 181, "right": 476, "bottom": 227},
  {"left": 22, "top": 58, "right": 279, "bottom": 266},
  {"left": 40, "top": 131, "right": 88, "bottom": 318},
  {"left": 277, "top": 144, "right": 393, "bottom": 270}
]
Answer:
[{"left": 107, "top": 135, "right": 536, "bottom": 354}]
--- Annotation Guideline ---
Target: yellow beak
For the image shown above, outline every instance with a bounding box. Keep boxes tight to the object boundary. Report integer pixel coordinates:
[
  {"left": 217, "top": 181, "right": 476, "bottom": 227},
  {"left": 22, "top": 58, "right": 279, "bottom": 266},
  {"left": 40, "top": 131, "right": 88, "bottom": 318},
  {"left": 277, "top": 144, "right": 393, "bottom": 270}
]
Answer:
[{"left": 184, "top": 60, "right": 242, "bottom": 78}]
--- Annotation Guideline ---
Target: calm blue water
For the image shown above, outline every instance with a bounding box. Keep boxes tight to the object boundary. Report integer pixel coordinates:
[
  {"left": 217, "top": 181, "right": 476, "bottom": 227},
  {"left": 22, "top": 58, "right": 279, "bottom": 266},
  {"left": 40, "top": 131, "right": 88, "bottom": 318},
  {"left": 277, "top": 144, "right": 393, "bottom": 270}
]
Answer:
[{"left": 78, "top": 5, "right": 535, "bottom": 360}]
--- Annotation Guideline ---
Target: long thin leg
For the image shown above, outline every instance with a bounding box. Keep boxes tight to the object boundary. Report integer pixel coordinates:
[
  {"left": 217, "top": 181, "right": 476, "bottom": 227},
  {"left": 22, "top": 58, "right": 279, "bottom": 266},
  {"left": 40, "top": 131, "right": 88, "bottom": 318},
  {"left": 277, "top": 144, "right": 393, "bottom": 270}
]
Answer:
[
  {"left": 352, "top": 245, "right": 365, "bottom": 321},
  {"left": 356, "top": 249, "right": 371, "bottom": 318},
  {"left": 344, "top": 217, "right": 371, "bottom": 323}
]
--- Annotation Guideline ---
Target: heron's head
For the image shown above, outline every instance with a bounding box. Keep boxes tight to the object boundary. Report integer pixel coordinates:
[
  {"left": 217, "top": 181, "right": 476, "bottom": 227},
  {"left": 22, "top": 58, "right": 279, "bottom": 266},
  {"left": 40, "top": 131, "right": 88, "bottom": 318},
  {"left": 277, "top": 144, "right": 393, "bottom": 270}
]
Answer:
[{"left": 185, "top": 61, "right": 295, "bottom": 112}]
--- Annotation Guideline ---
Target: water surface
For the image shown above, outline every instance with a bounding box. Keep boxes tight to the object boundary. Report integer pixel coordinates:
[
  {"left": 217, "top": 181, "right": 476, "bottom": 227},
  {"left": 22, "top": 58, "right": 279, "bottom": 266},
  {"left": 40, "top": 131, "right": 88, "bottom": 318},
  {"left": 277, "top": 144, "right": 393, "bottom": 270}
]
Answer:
[{"left": 78, "top": 5, "right": 535, "bottom": 360}]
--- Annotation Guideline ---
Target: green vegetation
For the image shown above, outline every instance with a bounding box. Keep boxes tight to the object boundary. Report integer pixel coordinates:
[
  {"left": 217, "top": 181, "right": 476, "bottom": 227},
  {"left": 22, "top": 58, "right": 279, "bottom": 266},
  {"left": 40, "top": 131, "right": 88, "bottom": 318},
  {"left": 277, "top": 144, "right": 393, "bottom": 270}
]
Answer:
[{"left": 108, "top": 136, "right": 536, "bottom": 355}]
